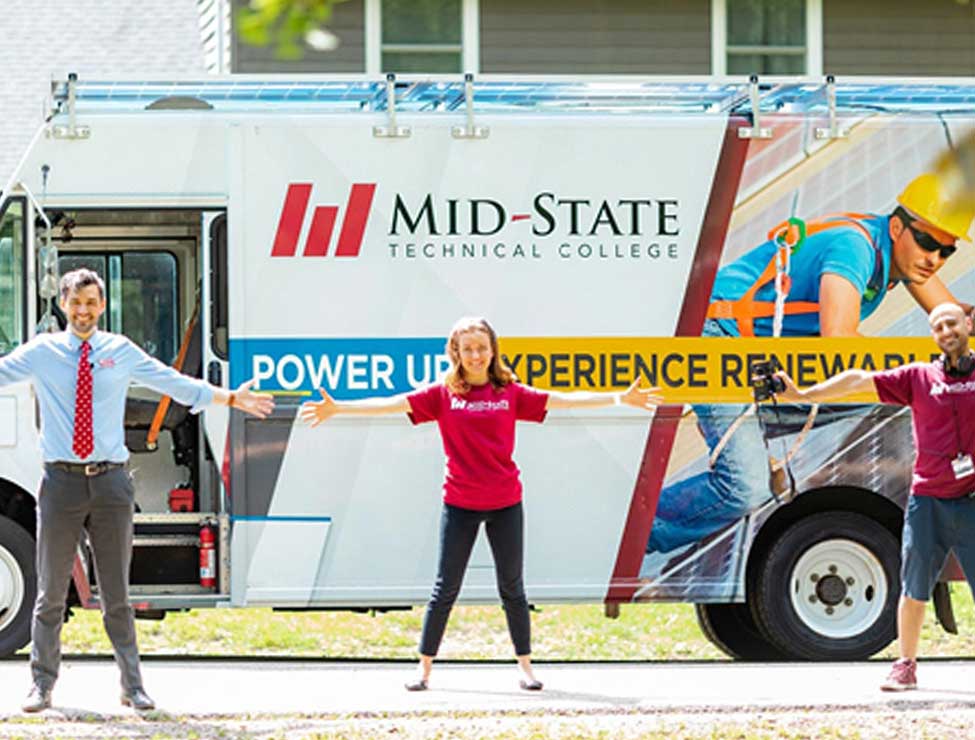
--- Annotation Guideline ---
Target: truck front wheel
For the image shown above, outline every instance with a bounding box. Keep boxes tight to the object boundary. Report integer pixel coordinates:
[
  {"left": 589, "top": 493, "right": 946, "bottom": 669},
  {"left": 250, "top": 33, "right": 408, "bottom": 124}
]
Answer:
[
  {"left": 751, "top": 511, "right": 899, "bottom": 661},
  {"left": 0, "top": 517, "right": 36, "bottom": 657}
]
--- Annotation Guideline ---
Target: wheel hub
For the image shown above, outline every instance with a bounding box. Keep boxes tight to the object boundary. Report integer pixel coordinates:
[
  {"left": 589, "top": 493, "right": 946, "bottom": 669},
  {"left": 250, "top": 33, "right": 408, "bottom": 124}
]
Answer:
[
  {"left": 815, "top": 574, "right": 848, "bottom": 606},
  {"left": 790, "top": 538, "right": 887, "bottom": 639}
]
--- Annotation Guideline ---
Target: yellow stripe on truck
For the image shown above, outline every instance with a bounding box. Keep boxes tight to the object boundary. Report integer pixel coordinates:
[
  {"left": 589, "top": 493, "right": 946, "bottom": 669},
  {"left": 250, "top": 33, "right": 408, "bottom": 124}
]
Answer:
[{"left": 497, "top": 337, "right": 940, "bottom": 404}]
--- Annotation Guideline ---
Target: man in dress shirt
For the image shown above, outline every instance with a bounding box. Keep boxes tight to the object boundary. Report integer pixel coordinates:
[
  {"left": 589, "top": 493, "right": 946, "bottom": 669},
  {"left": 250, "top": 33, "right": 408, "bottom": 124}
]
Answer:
[{"left": 0, "top": 268, "right": 273, "bottom": 713}]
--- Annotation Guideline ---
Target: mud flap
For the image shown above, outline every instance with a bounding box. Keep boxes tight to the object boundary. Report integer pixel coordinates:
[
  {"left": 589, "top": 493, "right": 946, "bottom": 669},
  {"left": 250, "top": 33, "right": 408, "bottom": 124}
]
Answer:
[{"left": 933, "top": 581, "right": 958, "bottom": 635}]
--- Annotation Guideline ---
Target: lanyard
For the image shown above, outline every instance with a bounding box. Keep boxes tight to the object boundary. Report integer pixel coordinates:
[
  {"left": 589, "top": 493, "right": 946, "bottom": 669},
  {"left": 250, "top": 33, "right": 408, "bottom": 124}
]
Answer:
[{"left": 950, "top": 394, "right": 964, "bottom": 457}]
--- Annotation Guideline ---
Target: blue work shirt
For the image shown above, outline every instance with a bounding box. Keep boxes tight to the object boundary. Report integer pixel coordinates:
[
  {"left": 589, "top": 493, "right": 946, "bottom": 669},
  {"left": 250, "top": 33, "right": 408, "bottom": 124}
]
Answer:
[
  {"left": 0, "top": 330, "right": 214, "bottom": 463},
  {"left": 711, "top": 214, "right": 895, "bottom": 337}
]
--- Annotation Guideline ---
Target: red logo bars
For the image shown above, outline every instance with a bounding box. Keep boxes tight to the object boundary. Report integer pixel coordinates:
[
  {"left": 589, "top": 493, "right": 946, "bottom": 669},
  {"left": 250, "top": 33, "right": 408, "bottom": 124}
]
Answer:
[{"left": 271, "top": 183, "right": 377, "bottom": 258}]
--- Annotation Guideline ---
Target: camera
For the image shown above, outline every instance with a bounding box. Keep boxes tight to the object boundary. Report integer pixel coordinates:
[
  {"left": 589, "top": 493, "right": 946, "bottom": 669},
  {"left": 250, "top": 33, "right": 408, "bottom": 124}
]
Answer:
[{"left": 751, "top": 360, "right": 785, "bottom": 402}]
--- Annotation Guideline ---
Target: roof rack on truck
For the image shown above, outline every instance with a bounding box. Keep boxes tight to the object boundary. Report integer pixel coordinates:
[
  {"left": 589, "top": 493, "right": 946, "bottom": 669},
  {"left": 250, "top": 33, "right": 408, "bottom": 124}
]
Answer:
[{"left": 49, "top": 75, "right": 975, "bottom": 116}]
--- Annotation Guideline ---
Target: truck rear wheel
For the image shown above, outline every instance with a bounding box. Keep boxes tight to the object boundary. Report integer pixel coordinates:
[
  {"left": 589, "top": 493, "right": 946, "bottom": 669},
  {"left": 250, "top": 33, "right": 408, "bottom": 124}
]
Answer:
[
  {"left": 751, "top": 511, "right": 898, "bottom": 661},
  {"left": 695, "top": 603, "right": 787, "bottom": 661},
  {"left": 0, "top": 517, "right": 36, "bottom": 657}
]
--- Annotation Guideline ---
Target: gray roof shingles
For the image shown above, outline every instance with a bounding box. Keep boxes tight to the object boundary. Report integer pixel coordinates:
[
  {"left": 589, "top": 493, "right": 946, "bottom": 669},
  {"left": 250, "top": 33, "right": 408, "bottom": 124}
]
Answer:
[{"left": 0, "top": 0, "right": 206, "bottom": 188}]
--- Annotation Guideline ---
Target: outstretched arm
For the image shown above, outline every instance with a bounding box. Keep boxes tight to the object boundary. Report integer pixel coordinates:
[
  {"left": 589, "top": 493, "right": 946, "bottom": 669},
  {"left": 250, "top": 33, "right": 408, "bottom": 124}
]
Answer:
[
  {"left": 544, "top": 380, "right": 662, "bottom": 411},
  {"left": 0, "top": 343, "right": 33, "bottom": 388},
  {"left": 774, "top": 369, "right": 877, "bottom": 404},
  {"left": 212, "top": 380, "right": 275, "bottom": 419},
  {"left": 129, "top": 343, "right": 273, "bottom": 418},
  {"left": 299, "top": 388, "right": 411, "bottom": 427}
]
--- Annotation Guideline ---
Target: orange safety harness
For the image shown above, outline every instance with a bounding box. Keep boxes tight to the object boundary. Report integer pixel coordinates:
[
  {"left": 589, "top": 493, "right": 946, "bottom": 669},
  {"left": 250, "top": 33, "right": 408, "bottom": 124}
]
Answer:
[
  {"left": 146, "top": 295, "right": 201, "bottom": 451},
  {"left": 706, "top": 213, "right": 884, "bottom": 337}
]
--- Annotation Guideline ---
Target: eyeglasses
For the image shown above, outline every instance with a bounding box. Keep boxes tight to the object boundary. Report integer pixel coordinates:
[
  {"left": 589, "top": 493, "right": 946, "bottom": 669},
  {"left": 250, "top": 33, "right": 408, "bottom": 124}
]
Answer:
[{"left": 906, "top": 222, "right": 957, "bottom": 260}]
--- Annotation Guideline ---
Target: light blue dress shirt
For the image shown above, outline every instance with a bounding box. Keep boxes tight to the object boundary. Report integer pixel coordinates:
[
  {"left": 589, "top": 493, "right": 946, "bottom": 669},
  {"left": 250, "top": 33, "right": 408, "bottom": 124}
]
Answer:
[{"left": 0, "top": 330, "right": 214, "bottom": 463}]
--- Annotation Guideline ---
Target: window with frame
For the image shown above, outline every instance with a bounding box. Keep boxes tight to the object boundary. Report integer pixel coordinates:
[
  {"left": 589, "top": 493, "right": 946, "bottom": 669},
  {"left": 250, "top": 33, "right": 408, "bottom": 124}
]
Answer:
[
  {"left": 0, "top": 200, "right": 25, "bottom": 354},
  {"left": 380, "top": 0, "right": 463, "bottom": 73},
  {"left": 57, "top": 252, "right": 179, "bottom": 365},
  {"left": 726, "top": 0, "right": 807, "bottom": 75}
]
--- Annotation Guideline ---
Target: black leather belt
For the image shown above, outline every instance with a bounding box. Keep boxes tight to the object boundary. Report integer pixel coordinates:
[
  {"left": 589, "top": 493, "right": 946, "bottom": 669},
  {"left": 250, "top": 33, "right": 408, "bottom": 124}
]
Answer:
[{"left": 49, "top": 461, "right": 125, "bottom": 477}]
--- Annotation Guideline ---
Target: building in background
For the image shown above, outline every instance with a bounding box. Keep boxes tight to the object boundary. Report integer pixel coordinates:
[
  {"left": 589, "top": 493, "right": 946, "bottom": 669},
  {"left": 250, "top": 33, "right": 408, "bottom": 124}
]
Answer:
[
  {"left": 230, "top": 0, "right": 975, "bottom": 77},
  {"left": 3, "top": 1, "right": 974, "bottom": 186},
  {"left": 0, "top": 0, "right": 219, "bottom": 185}
]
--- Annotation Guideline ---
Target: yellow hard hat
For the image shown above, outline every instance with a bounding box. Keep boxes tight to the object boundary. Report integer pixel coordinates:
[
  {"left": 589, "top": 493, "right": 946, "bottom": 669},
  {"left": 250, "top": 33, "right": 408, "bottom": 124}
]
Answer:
[{"left": 897, "top": 173, "right": 975, "bottom": 240}]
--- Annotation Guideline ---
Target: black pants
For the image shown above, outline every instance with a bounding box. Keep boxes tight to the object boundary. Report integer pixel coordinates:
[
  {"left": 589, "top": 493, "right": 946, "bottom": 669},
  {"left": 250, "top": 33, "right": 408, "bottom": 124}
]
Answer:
[
  {"left": 32, "top": 465, "right": 143, "bottom": 692},
  {"left": 419, "top": 502, "right": 531, "bottom": 657}
]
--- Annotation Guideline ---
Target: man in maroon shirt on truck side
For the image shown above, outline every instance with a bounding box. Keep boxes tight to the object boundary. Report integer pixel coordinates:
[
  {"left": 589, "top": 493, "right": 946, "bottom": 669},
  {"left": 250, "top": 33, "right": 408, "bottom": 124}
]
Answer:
[{"left": 775, "top": 302, "right": 975, "bottom": 691}]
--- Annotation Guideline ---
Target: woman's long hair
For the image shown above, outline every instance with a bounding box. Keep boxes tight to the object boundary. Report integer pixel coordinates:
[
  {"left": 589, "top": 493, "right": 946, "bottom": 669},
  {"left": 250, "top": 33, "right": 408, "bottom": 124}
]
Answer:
[{"left": 443, "top": 317, "right": 516, "bottom": 394}]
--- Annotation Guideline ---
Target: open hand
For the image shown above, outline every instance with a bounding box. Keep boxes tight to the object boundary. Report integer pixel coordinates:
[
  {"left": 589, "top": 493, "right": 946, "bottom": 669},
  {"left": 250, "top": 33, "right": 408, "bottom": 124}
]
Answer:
[
  {"left": 298, "top": 388, "right": 338, "bottom": 427},
  {"left": 621, "top": 380, "right": 664, "bottom": 410},
  {"left": 233, "top": 379, "right": 275, "bottom": 418}
]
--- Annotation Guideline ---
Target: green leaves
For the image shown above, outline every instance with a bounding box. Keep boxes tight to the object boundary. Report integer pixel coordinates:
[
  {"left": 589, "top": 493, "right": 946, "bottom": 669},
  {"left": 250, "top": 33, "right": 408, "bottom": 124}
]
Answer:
[{"left": 236, "top": 0, "right": 346, "bottom": 60}]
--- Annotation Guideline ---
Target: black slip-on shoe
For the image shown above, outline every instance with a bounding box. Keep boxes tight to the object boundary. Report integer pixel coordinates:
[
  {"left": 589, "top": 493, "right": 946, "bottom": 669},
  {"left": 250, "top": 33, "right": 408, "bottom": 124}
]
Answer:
[{"left": 121, "top": 687, "right": 156, "bottom": 711}]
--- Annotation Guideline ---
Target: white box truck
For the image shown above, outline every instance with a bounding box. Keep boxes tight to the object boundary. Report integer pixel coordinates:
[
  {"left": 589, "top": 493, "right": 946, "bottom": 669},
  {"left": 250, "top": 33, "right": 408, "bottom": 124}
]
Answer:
[{"left": 0, "top": 74, "right": 972, "bottom": 661}]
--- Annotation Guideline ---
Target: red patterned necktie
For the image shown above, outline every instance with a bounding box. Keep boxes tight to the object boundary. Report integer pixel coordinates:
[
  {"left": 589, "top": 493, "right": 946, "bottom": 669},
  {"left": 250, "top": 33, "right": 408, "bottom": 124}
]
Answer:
[{"left": 72, "top": 340, "right": 94, "bottom": 459}]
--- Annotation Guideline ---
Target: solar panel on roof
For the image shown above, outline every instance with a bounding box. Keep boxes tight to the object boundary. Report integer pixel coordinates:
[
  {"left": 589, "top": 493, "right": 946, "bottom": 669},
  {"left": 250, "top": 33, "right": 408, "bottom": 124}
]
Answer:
[
  {"left": 758, "top": 82, "right": 975, "bottom": 113},
  {"left": 50, "top": 78, "right": 975, "bottom": 116}
]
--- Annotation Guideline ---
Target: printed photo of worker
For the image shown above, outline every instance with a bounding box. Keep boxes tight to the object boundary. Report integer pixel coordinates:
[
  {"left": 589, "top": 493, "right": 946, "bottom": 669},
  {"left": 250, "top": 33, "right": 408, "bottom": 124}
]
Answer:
[{"left": 638, "top": 117, "right": 975, "bottom": 601}]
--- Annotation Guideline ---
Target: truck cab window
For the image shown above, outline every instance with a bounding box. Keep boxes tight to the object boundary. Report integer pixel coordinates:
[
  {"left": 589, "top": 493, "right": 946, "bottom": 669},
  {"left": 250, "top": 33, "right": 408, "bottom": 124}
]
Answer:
[
  {"left": 0, "top": 200, "right": 26, "bottom": 353},
  {"left": 57, "top": 251, "right": 179, "bottom": 364}
]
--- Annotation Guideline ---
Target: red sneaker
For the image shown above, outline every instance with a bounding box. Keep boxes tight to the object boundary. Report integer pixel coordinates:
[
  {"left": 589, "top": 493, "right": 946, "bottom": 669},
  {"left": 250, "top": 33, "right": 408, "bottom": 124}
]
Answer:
[{"left": 880, "top": 658, "right": 917, "bottom": 692}]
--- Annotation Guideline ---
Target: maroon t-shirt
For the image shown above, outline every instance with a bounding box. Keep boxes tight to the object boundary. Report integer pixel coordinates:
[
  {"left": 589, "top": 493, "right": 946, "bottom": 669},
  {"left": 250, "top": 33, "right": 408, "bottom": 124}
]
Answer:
[
  {"left": 407, "top": 382, "right": 549, "bottom": 510},
  {"left": 874, "top": 361, "right": 975, "bottom": 498}
]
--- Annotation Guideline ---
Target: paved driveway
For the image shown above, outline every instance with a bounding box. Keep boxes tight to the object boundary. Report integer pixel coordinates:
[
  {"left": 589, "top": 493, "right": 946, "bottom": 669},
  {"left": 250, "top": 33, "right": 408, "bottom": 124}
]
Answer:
[{"left": 2, "top": 658, "right": 974, "bottom": 718}]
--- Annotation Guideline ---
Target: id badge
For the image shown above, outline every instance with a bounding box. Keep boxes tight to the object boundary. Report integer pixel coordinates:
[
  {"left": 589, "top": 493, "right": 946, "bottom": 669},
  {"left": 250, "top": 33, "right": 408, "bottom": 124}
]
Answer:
[{"left": 952, "top": 454, "right": 975, "bottom": 480}]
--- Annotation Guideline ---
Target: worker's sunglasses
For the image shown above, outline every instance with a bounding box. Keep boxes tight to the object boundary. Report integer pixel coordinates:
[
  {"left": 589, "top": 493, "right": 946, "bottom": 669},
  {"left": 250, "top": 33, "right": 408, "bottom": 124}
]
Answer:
[{"left": 906, "top": 222, "right": 957, "bottom": 259}]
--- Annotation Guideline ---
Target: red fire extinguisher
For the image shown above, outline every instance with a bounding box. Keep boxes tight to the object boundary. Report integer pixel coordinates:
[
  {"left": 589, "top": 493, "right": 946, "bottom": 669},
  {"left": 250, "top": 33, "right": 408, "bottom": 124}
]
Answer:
[{"left": 199, "top": 521, "right": 216, "bottom": 589}]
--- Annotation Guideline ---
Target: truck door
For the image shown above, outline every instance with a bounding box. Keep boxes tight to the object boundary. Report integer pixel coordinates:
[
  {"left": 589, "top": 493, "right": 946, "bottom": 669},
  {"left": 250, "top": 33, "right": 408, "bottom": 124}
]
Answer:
[
  {"left": 201, "top": 212, "right": 230, "bottom": 497},
  {"left": 0, "top": 197, "right": 40, "bottom": 495},
  {"left": 0, "top": 195, "right": 43, "bottom": 657}
]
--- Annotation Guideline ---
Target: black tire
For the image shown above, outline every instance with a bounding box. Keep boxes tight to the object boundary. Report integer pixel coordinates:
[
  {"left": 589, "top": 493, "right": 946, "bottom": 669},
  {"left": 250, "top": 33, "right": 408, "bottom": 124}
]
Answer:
[
  {"left": 695, "top": 602, "right": 789, "bottom": 661},
  {"left": 751, "top": 511, "right": 899, "bottom": 661},
  {"left": 0, "top": 517, "right": 36, "bottom": 657}
]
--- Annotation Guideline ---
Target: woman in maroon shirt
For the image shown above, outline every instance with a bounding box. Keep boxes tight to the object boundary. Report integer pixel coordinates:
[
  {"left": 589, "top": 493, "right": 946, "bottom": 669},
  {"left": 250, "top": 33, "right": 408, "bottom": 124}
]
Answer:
[{"left": 300, "top": 317, "right": 660, "bottom": 691}]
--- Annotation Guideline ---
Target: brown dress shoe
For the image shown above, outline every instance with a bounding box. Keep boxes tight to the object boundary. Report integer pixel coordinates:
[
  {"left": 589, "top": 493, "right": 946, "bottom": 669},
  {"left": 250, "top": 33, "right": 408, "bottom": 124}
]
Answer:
[
  {"left": 121, "top": 687, "right": 155, "bottom": 711},
  {"left": 22, "top": 685, "right": 52, "bottom": 713}
]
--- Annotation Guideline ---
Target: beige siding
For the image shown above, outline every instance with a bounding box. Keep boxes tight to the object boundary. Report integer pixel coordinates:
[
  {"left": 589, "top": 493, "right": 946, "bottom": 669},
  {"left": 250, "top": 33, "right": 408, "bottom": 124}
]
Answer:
[
  {"left": 232, "top": 0, "right": 365, "bottom": 73},
  {"left": 824, "top": 0, "right": 975, "bottom": 76},
  {"left": 227, "top": 1, "right": 975, "bottom": 78},
  {"left": 480, "top": 0, "right": 711, "bottom": 74}
]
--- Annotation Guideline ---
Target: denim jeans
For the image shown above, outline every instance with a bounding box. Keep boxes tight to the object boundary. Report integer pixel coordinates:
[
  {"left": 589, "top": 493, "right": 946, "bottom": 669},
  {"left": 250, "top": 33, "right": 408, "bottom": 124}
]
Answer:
[
  {"left": 419, "top": 502, "right": 530, "bottom": 657},
  {"left": 901, "top": 494, "right": 975, "bottom": 601},
  {"left": 647, "top": 320, "right": 772, "bottom": 554}
]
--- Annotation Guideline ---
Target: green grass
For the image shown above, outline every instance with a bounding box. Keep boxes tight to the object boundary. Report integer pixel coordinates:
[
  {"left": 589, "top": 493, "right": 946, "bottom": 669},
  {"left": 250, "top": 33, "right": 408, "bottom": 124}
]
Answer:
[{"left": 27, "top": 585, "right": 975, "bottom": 660}]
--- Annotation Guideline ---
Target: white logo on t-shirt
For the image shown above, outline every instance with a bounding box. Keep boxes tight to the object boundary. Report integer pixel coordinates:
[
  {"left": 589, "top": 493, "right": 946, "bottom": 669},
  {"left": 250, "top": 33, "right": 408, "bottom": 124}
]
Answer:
[
  {"left": 930, "top": 380, "right": 975, "bottom": 397},
  {"left": 449, "top": 396, "right": 509, "bottom": 412}
]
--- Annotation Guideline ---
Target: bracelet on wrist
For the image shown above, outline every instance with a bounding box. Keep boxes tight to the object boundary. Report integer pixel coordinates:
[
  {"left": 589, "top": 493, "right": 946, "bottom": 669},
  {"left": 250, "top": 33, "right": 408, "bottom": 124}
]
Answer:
[
  {"left": 227, "top": 392, "right": 236, "bottom": 409},
  {"left": 613, "top": 393, "right": 622, "bottom": 407}
]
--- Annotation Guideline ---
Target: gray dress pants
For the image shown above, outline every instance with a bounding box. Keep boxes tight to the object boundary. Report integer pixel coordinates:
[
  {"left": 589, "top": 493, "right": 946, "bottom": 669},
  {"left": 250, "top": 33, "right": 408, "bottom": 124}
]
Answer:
[{"left": 31, "top": 464, "right": 144, "bottom": 692}]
